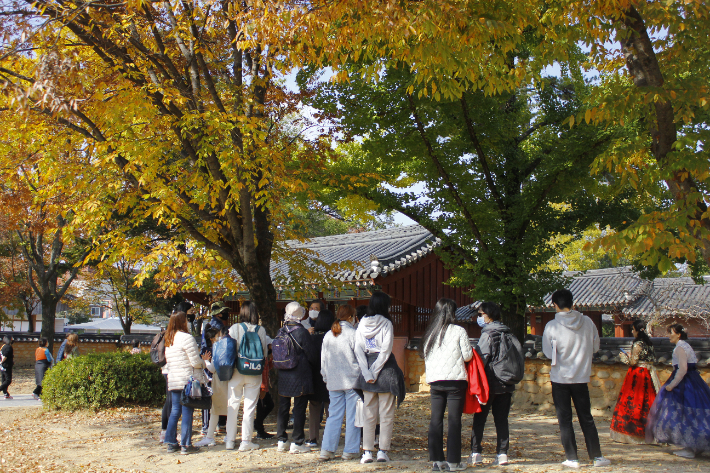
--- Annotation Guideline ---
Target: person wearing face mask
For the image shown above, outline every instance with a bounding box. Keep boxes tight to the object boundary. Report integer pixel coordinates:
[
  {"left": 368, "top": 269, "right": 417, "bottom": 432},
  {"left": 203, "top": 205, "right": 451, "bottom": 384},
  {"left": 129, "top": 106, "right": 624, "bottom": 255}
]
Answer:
[
  {"left": 469, "top": 302, "right": 522, "bottom": 467},
  {"left": 302, "top": 300, "right": 324, "bottom": 334}
]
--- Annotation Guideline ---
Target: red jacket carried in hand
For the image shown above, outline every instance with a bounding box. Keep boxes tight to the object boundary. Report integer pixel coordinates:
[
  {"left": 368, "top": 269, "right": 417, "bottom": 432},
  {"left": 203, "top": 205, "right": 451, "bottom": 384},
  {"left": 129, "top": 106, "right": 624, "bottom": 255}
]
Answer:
[{"left": 463, "top": 350, "right": 490, "bottom": 414}]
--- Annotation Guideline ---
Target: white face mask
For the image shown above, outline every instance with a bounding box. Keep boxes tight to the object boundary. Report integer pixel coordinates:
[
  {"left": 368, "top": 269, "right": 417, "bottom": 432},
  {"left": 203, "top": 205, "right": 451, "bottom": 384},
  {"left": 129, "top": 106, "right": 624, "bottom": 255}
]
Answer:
[{"left": 308, "top": 310, "right": 319, "bottom": 319}]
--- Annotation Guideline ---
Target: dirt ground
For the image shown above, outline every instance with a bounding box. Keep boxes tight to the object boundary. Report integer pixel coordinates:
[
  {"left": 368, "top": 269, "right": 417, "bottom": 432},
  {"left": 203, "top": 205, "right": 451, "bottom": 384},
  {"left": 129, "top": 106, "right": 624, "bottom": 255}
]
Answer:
[{"left": 0, "top": 369, "right": 708, "bottom": 473}]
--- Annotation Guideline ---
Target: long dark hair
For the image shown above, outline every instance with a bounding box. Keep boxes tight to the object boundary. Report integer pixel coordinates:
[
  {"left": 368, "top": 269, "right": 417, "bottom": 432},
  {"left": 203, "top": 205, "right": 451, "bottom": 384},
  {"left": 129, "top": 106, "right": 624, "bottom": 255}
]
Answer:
[
  {"left": 632, "top": 320, "right": 653, "bottom": 346},
  {"left": 314, "top": 309, "right": 335, "bottom": 333},
  {"left": 668, "top": 323, "right": 688, "bottom": 340},
  {"left": 419, "top": 298, "right": 457, "bottom": 359},
  {"left": 367, "top": 291, "right": 391, "bottom": 321},
  {"left": 239, "top": 301, "right": 259, "bottom": 325}
]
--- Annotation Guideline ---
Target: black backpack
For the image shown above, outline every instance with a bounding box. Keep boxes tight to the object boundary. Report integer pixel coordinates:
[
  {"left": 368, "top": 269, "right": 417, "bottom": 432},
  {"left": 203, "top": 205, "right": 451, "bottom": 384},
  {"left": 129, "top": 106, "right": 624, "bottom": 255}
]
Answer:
[
  {"left": 490, "top": 332, "right": 525, "bottom": 385},
  {"left": 150, "top": 330, "right": 167, "bottom": 367}
]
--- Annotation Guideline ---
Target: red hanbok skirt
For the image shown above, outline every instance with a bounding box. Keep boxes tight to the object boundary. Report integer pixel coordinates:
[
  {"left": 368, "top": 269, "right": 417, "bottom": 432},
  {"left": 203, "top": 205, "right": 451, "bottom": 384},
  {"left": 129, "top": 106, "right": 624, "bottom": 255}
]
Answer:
[{"left": 610, "top": 365, "right": 657, "bottom": 444}]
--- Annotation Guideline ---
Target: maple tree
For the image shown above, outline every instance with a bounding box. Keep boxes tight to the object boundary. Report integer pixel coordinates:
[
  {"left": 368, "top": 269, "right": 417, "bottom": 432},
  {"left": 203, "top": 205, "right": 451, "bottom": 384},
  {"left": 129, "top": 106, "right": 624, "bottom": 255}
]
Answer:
[{"left": 0, "top": 228, "right": 40, "bottom": 330}]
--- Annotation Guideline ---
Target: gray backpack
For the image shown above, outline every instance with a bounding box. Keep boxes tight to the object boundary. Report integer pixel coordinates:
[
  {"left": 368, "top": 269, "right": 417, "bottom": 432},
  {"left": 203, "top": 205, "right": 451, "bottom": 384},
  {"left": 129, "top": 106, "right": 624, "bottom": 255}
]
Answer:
[{"left": 490, "top": 332, "right": 525, "bottom": 385}]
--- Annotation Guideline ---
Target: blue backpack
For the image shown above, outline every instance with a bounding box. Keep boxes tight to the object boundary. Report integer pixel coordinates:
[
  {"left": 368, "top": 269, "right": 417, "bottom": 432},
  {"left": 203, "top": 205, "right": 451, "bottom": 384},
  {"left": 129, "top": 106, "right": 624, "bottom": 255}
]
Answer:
[
  {"left": 236, "top": 323, "right": 264, "bottom": 376},
  {"left": 212, "top": 334, "right": 237, "bottom": 381}
]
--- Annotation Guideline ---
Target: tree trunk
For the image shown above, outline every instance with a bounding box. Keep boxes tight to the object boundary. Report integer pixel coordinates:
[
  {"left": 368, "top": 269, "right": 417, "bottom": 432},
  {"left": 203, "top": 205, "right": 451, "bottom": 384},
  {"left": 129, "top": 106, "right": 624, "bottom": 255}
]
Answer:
[
  {"left": 40, "top": 297, "right": 57, "bottom": 352},
  {"left": 22, "top": 297, "right": 35, "bottom": 332},
  {"left": 247, "top": 274, "right": 280, "bottom": 337},
  {"left": 120, "top": 301, "right": 132, "bottom": 335},
  {"left": 500, "top": 294, "right": 528, "bottom": 344}
]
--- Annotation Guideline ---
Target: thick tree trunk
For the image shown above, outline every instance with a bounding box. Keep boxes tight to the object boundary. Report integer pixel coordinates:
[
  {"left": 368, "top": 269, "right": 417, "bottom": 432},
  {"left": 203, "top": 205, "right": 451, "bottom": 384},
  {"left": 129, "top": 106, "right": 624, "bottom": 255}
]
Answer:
[
  {"left": 40, "top": 297, "right": 57, "bottom": 352},
  {"left": 500, "top": 294, "right": 528, "bottom": 344},
  {"left": 247, "top": 274, "right": 280, "bottom": 338}
]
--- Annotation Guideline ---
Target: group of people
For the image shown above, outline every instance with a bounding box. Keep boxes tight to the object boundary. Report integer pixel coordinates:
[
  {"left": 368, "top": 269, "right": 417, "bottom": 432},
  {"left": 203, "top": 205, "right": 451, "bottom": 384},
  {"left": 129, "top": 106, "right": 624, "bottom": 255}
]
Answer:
[
  {"left": 160, "top": 288, "right": 710, "bottom": 468},
  {"left": 160, "top": 291, "right": 405, "bottom": 463},
  {"left": 0, "top": 333, "right": 79, "bottom": 401}
]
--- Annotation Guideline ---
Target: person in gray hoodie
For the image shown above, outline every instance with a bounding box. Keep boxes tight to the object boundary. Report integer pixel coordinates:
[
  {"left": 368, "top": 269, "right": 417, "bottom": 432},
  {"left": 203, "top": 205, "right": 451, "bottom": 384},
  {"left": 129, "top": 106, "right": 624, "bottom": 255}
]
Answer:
[
  {"left": 542, "top": 289, "right": 611, "bottom": 468},
  {"left": 319, "top": 304, "right": 362, "bottom": 461},
  {"left": 354, "top": 291, "right": 405, "bottom": 464}
]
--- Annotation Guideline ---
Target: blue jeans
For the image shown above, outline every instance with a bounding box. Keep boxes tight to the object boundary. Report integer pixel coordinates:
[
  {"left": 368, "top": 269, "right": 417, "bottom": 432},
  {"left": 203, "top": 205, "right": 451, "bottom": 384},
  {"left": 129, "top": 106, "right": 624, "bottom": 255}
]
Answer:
[
  {"left": 321, "top": 389, "right": 361, "bottom": 454},
  {"left": 165, "top": 390, "right": 195, "bottom": 447}
]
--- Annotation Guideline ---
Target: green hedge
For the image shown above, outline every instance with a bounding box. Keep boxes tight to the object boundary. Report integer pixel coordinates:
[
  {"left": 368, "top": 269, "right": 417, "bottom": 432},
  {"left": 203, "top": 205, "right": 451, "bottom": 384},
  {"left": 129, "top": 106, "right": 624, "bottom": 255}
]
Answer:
[{"left": 42, "top": 352, "right": 166, "bottom": 410}]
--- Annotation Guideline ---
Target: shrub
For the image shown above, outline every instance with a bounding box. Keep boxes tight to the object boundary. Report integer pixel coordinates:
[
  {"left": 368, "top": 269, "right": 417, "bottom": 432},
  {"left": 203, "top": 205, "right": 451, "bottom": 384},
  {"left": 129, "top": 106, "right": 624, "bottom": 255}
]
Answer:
[{"left": 42, "top": 352, "right": 166, "bottom": 410}]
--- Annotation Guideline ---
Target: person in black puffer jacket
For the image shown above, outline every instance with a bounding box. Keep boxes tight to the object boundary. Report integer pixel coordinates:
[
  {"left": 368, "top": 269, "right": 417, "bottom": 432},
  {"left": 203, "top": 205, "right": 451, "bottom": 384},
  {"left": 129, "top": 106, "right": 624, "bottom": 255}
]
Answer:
[
  {"left": 306, "top": 309, "right": 335, "bottom": 449},
  {"left": 470, "top": 302, "right": 515, "bottom": 467},
  {"left": 275, "top": 302, "right": 318, "bottom": 454}
]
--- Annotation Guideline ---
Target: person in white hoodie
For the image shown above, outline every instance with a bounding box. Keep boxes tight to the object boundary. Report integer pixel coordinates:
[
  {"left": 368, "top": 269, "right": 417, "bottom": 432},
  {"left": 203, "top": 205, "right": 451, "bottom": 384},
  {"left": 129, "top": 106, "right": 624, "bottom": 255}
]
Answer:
[
  {"left": 319, "top": 304, "right": 362, "bottom": 461},
  {"left": 164, "top": 312, "right": 205, "bottom": 455},
  {"left": 421, "top": 298, "right": 472, "bottom": 472},
  {"left": 542, "top": 289, "right": 610, "bottom": 468},
  {"left": 355, "top": 291, "right": 406, "bottom": 464}
]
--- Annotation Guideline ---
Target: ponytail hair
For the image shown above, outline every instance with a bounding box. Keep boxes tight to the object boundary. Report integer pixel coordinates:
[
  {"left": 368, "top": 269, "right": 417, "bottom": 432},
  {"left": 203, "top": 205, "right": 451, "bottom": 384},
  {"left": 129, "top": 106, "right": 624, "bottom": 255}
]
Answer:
[
  {"left": 632, "top": 320, "right": 653, "bottom": 346},
  {"left": 668, "top": 323, "right": 688, "bottom": 340},
  {"left": 332, "top": 305, "right": 356, "bottom": 337}
]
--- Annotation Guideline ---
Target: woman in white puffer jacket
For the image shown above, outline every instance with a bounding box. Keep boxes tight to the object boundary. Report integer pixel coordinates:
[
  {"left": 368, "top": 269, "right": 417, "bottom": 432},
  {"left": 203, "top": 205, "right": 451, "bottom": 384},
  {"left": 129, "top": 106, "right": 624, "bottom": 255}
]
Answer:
[
  {"left": 420, "top": 298, "right": 473, "bottom": 472},
  {"left": 164, "top": 312, "right": 204, "bottom": 455}
]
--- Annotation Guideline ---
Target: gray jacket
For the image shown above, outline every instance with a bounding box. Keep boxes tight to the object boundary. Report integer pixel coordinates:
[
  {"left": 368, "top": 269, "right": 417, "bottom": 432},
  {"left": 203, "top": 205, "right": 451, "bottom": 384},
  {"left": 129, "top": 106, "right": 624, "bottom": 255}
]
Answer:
[{"left": 321, "top": 321, "right": 360, "bottom": 391}]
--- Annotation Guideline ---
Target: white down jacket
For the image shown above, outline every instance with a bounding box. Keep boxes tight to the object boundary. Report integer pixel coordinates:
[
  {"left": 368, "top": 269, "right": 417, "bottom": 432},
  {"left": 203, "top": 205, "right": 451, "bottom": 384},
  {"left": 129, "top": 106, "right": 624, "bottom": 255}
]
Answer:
[
  {"left": 165, "top": 331, "right": 204, "bottom": 391},
  {"left": 424, "top": 324, "right": 473, "bottom": 384}
]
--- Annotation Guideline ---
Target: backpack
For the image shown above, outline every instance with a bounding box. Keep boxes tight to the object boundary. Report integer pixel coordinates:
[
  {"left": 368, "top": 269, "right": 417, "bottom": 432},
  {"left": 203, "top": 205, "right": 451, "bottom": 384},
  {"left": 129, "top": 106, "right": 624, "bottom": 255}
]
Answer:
[
  {"left": 490, "top": 332, "right": 525, "bottom": 385},
  {"left": 212, "top": 334, "right": 237, "bottom": 381},
  {"left": 150, "top": 330, "right": 166, "bottom": 367},
  {"left": 272, "top": 325, "right": 302, "bottom": 370},
  {"left": 236, "top": 323, "right": 264, "bottom": 376}
]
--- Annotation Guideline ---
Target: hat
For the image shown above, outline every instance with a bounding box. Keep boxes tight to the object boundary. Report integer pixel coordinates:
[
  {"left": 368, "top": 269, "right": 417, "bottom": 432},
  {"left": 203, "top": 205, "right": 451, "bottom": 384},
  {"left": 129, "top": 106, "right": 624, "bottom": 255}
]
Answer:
[{"left": 210, "top": 301, "right": 230, "bottom": 318}]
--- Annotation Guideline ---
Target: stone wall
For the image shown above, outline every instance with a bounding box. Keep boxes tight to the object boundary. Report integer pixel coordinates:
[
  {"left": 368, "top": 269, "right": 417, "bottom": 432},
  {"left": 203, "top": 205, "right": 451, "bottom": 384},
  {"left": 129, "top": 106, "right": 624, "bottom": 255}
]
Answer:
[{"left": 405, "top": 348, "right": 710, "bottom": 415}]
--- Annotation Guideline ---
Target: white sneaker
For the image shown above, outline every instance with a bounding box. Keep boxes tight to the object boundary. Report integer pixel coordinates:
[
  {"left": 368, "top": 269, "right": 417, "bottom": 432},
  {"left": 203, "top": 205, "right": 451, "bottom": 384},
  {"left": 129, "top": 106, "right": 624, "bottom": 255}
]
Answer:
[
  {"left": 469, "top": 453, "right": 483, "bottom": 465},
  {"left": 593, "top": 457, "right": 611, "bottom": 466},
  {"left": 562, "top": 460, "right": 580, "bottom": 468},
  {"left": 32, "top": 393, "right": 40, "bottom": 401},
  {"left": 376, "top": 450, "right": 390, "bottom": 462},
  {"left": 495, "top": 453, "right": 509, "bottom": 465},
  {"left": 194, "top": 437, "right": 215, "bottom": 447},
  {"left": 319, "top": 450, "right": 335, "bottom": 461},
  {"left": 277, "top": 440, "right": 288, "bottom": 452},
  {"left": 448, "top": 463, "right": 467, "bottom": 471},
  {"left": 239, "top": 441, "right": 260, "bottom": 452},
  {"left": 225, "top": 440, "right": 235, "bottom": 450},
  {"left": 342, "top": 451, "right": 358, "bottom": 460},
  {"left": 673, "top": 449, "right": 695, "bottom": 459},
  {"left": 289, "top": 443, "right": 310, "bottom": 454},
  {"left": 361, "top": 451, "right": 374, "bottom": 464},
  {"left": 159, "top": 430, "right": 166, "bottom": 443}
]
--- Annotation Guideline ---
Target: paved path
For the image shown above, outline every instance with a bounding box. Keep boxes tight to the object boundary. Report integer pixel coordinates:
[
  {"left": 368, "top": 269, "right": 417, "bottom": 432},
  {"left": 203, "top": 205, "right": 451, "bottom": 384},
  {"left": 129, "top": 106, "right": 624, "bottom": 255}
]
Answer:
[{"left": 0, "top": 394, "right": 42, "bottom": 409}]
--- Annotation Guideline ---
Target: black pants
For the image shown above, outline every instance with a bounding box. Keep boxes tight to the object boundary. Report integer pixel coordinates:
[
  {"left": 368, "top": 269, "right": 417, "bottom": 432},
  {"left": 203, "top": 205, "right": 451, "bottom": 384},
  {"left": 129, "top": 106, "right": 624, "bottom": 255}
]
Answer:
[
  {"left": 0, "top": 368, "right": 12, "bottom": 395},
  {"left": 277, "top": 395, "right": 308, "bottom": 445},
  {"left": 428, "top": 380, "right": 466, "bottom": 463},
  {"left": 471, "top": 392, "right": 512, "bottom": 455},
  {"left": 551, "top": 382, "right": 602, "bottom": 461},
  {"left": 162, "top": 374, "right": 172, "bottom": 430},
  {"left": 256, "top": 392, "right": 275, "bottom": 433},
  {"left": 33, "top": 385, "right": 42, "bottom": 396}
]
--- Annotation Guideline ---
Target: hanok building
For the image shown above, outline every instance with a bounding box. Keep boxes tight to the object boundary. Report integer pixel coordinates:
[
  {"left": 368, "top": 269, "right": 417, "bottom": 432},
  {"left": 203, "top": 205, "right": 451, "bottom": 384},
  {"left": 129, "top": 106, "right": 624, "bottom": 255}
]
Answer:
[
  {"left": 181, "top": 225, "right": 475, "bottom": 370},
  {"left": 456, "top": 267, "right": 710, "bottom": 338}
]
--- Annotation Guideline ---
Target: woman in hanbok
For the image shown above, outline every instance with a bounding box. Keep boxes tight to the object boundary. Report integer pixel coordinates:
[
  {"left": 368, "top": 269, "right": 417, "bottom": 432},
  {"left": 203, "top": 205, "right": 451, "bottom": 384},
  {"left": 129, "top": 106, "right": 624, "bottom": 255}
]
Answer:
[
  {"left": 610, "top": 320, "right": 659, "bottom": 444},
  {"left": 646, "top": 324, "right": 710, "bottom": 458}
]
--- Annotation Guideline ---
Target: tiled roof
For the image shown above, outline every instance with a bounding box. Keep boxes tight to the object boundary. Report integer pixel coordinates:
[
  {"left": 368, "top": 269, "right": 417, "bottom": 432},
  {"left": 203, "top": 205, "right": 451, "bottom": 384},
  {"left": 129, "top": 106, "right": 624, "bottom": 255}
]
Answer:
[
  {"left": 272, "top": 224, "right": 439, "bottom": 283},
  {"left": 456, "top": 267, "right": 710, "bottom": 321}
]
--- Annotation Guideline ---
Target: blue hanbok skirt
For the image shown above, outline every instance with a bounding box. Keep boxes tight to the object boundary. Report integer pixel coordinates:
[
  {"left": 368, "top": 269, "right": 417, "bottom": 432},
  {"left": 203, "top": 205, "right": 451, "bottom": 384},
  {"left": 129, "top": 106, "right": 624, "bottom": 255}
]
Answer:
[{"left": 645, "top": 364, "right": 710, "bottom": 452}]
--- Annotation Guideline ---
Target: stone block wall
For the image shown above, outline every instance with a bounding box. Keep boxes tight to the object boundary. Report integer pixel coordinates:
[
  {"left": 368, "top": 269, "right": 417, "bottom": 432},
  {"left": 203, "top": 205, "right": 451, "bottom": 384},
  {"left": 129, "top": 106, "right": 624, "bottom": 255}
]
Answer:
[{"left": 406, "top": 348, "right": 429, "bottom": 392}]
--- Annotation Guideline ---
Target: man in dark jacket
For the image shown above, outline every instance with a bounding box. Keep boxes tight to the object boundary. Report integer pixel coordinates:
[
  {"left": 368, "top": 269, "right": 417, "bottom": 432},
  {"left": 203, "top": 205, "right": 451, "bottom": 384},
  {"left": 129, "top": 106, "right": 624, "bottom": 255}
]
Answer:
[
  {"left": 471, "top": 302, "right": 515, "bottom": 466},
  {"left": 0, "top": 335, "right": 14, "bottom": 400},
  {"left": 275, "top": 301, "right": 318, "bottom": 454}
]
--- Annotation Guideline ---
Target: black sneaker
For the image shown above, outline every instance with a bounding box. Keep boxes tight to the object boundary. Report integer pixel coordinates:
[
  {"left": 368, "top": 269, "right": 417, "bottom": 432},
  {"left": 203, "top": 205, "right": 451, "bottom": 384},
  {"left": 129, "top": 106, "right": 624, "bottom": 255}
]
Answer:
[
  {"left": 180, "top": 445, "right": 200, "bottom": 455},
  {"left": 166, "top": 444, "right": 180, "bottom": 453},
  {"left": 255, "top": 431, "right": 274, "bottom": 440}
]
